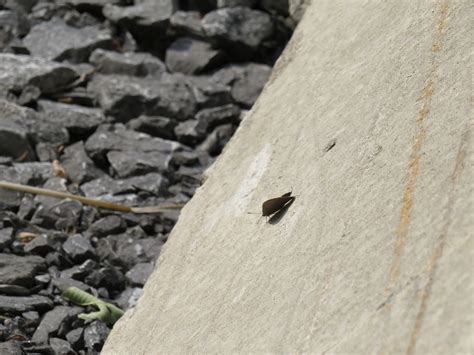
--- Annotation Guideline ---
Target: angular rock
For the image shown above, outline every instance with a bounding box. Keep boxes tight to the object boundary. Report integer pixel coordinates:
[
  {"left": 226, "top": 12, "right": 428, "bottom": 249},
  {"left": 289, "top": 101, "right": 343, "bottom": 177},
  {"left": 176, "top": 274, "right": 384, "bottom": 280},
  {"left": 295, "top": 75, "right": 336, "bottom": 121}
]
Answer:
[
  {"left": 169, "top": 11, "right": 204, "bottom": 38},
  {"left": 107, "top": 149, "right": 171, "bottom": 178},
  {"left": 0, "top": 340, "right": 23, "bottom": 355},
  {"left": 60, "top": 141, "right": 104, "bottom": 185},
  {"left": 66, "top": 327, "right": 84, "bottom": 350},
  {"left": 0, "top": 284, "right": 29, "bottom": 296},
  {"left": 0, "top": 99, "right": 36, "bottom": 161},
  {"left": 81, "top": 173, "right": 167, "bottom": 199},
  {"left": 125, "top": 262, "right": 153, "bottom": 287},
  {"left": 217, "top": 0, "right": 256, "bottom": 7},
  {"left": 128, "top": 115, "right": 177, "bottom": 140},
  {"left": 103, "top": 0, "right": 177, "bottom": 54},
  {"left": 261, "top": 0, "right": 289, "bottom": 16},
  {"left": 198, "top": 123, "right": 235, "bottom": 156},
  {"left": 89, "top": 48, "right": 166, "bottom": 77},
  {"left": 85, "top": 124, "right": 178, "bottom": 164},
  {"left": 83, "top": 320, "right": 109, "bottom": 352},
  {"left": 5, "top": 0, "right": 39, "bottom": 13},
  {"left": 32, "top": 306, "right": 81, "bottom": 343},
  {"left": 195, "top": 104, "right": 241, "bottom": 132},
  {"left": 33, "top": 177, "right": 69, "bottom": 208},
  {"left": 23, "top": 18, "right": 113, "bottom": 63},
  {"left": 115, "top": 287, "right": 142, "bottom": 310},
  {"left": 96, "top": 234, "right": 163, "bottom": 269},
  {"left": 202, "top": 7, "right": 273, "bottom": 60},
  {"left": 165, "top": 37, "right": 224, "bottom": 75},
  {"left": 0, "top": 9, "right": 30, "bottom": 51},
  {"left": 0, "top": 254, "right": 46, "bottom": 288},
  {"left": 89, "top": 215, "right": 126, "bottom": 238},
  {"left": 84, "top": 265, "right": 125, "bottom": 291},
  {"left": 31, "top": 200, "right": 83, "bottom": 230},
  {"left": 0, "top": 227, "right": 13, "bottom": 250},
  {"left": 211, "top": 62, "right": 271, "bottom": 107},
  {"left": 187, "top": 75, "right": 233, "bottom": 109},
  {"left": 61, "top": 259, "right": 97, "bottom": 281},
  {"left": 174, "top": 120, "right": 207, "bottom": 146},
  {"left": 62, "top": 0, "right": 124, "bottom": 11},
  {"left": 0, "top": 53, "right": 79, "bottom": 95},
  {"left": 0, "top": 295, "right": 53, "bottom": 314},
  {"left": 62, "top": 234, "right": 95, "bottom": 263},
  {"left": 88, "top": 73, "right": 197, "bottom": 122},
  {"left": 49, "top": 337, "right": 77, "bottom": 355},
  {"left": 23, "top": 234, "right": 54, "bottom": 256},
  {"left": 37, "top": 100, "right": 106, "bottom": 136}
]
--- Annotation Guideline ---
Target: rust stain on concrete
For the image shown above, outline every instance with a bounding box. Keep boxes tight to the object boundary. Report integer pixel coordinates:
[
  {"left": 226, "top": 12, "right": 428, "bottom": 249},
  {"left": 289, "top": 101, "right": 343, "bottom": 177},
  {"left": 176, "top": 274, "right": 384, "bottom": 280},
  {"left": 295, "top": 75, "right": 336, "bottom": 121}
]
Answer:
[
  {"left": 381, "top": 0, "right": 451, "bottom": 348},
  {"left": 406, "top": 125, "right": 470, "bottom": 355}
]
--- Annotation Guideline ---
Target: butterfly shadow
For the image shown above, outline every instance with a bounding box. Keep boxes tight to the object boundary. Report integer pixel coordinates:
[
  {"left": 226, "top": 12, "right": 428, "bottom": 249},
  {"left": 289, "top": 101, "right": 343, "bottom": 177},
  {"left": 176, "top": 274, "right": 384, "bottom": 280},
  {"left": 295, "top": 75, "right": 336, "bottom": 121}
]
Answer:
[{"left": 268, "top": 198, "right": 295, "bottom": 225}]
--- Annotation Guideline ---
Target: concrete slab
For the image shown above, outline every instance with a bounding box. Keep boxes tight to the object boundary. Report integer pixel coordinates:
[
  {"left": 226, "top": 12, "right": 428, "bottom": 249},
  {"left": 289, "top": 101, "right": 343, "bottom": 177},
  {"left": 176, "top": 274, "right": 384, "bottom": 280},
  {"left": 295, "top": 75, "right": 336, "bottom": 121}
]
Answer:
[{"left": 103, "top": 1, "right": 473, "bottom": 353}]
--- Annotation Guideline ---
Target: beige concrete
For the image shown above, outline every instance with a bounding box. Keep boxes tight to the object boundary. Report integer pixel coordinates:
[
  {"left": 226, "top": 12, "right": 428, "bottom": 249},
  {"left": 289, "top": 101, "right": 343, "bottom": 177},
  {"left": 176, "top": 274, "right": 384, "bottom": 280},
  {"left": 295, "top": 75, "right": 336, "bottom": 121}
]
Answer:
[{"left": 103, "top": 1, "right": 473, "bottom": 353}]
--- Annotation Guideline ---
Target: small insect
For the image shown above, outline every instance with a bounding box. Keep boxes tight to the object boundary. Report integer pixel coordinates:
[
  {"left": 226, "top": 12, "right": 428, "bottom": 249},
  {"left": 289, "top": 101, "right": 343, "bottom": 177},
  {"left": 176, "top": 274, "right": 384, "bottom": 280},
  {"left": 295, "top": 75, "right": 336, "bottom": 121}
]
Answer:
[
  {"left": 248, "top": 191, "right": 296, "bottom": 223},
  {"left": 261, "top": 191, "right": 295, "bottom": 217}
]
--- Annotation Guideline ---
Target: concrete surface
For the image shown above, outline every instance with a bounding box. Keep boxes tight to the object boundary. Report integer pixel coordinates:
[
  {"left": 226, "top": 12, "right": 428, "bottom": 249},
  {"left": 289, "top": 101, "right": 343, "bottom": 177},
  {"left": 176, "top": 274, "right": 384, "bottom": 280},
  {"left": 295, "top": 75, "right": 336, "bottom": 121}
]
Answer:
[{"left": 103, "top": 1, "right": 473, "bottom": 353}]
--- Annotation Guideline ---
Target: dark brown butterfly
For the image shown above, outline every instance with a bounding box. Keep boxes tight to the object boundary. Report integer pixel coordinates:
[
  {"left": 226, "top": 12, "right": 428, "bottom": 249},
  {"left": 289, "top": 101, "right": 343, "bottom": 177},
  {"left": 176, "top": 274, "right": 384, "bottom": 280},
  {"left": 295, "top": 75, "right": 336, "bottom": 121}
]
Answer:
[{"left": 261, "top": 191, "right": 295, "bottom": 217}]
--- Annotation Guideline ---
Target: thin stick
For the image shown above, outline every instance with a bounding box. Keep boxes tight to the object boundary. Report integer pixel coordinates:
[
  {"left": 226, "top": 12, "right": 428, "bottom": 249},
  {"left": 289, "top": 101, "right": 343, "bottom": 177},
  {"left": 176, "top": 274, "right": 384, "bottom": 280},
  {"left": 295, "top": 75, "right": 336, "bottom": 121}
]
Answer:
[{"left": 0, "top": 180, "right": 185, "bottom": 214}]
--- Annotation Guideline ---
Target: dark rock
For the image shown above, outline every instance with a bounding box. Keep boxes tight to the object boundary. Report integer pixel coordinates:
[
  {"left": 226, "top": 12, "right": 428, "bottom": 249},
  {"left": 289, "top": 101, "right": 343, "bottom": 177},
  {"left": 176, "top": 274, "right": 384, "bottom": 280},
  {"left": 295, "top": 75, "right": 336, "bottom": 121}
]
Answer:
[
  {"left": 50, "top": 337, "right": 77, "bottom": 355},
  {"left": 0, "top": 53, "right": 79, "bottom": 95},
  {"left": 174, "top": 119, "right": 207, "bottom": 146},
  {"left": 62, "top": 234, "right": 95, "bottom": 263},
  {"left": 16, "top": 195, "right": 37, "bottom": 220},
  {"left": 34, "top": 177, "right": 69, "bottom": 208},
  {"left": 211, "top": 62, "right": 271, "bottom": 107},
  {"left": 173, "top": 165, "right": 203, "bottom": 186},
  {"left": 170, "top": 149, "right": 206, "bottom": 167},
  {"left": 0, "top": 340, "right": 23, "bottom": 355},
  {"left": 107, "top": 149, "right": 171, "bottom": 178},
  {"left": 60, "top": 141, "right": 104, "bottom": 185},
  {"left": 0, "top": 99, "right": 36, "bottom": 161},
  {"left": 31, "top": 200, "right": 83, "bottom": 230},
  {"left": 61, "top": 259, "right": 97, "bottom": 281},
  {"left": 0, "top": 227, "right": 14, "bottom": 250},
  {"left": 187, "top": 75, "right": 233, "bottom": 109},
  {"left": 202, "top": 7, "right": 273, "bottom": 60},
  {"left": 84, "top": 265, "right": 125, "bottom": 291},
  {"left": 17, "top": 84, "right": 41, "bottom": 106},
  {"left": 169, "top": 11, "right": 204, "bottom": 38},
  {"left": 23, "top": 234, "right": 54, "bottom": 256},
  {"left": 115, "top": 287, "right": 142, "bottom": 310},
  {"left": 31, "top": 118, "right": 70, "bottom": 153},
  {"left": 128, "top": 115, "right": 177, "bottom": 140},
  {"left": 0, "top": 295, "right": 53, "bottom": 314},
  {"left": 83, "top": 320, "right": 109, "bottom": 352},
  {"left": 198, "top": 123, "right": 235, "bottom": 155},
  {"left": 195, "top": 104, "right": 241, "bottom": 131},
  {"left": 1, "top": 316, "right": 28, "bottom": 342},
  {"left": 0, "top": 9, "right": 30, "bottom": 51},
  {"left": 261, "top": 0, "right": 289, "bottom": 16},
  {"left": 89, "top": 49, "right": 166, "bottom": 77},
  {"left": 89, "top": 216, "right": 126, "bottom": 238},
  {"left": 23, "top": 18, "right": 113, "bottom": 63},
  {"left": 35, "top": 273, "right": 51, "bottom": 285},
  {"left": 51, "top": 87, "right": 96, "bottom": 107},
  {"left": 85, "top": 124, "right": 178, "bottom": 164},
  {"left": 96, "top": 233, "right": 163, "bottom": 269},
  {"left": 81, "top": 173, "right": 167, "bottom": 199},
  {"left": 52, "top": 277, "right": 91, "bottom": 293},
  {"left": 0, "top": 284, "right": 29, "bottom": 296},
  {"left": 217, "top": 0, "right": 256, "bottom": 7},
  {"left": 88, "top": 73, "right": 197, "bottom": 122},
  {"left": 65, "top": 327, "right": 84, "bottom": 350},
  {"left": 32, "top": 306, "right": 81, "bottom": 343},
  {"left": 103, "top": 0, "right": 177, "bottom": 55},
  {"left": 22, "top": 310, "right": 40, "bottom": 322},
  {"left": 0, "top": 254, "right": 46, "bottom": 288},
  {"left": 21, "top": 342, "right": 54, "bottom": 354},
  {"left": 5, "top": 0, "right": 38, "bottom": 13},
  {"left": 125, "top": 262, "right": 153, "bottom": 287},
  {"left": 63, "top": 0, "right": 124, "bottom": 12},
  {"left": 37, "top": 100, "right": 106, "bottom": 136},
  {"left": 166, "top": 37, "right": 224, "bottom": 75}
]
